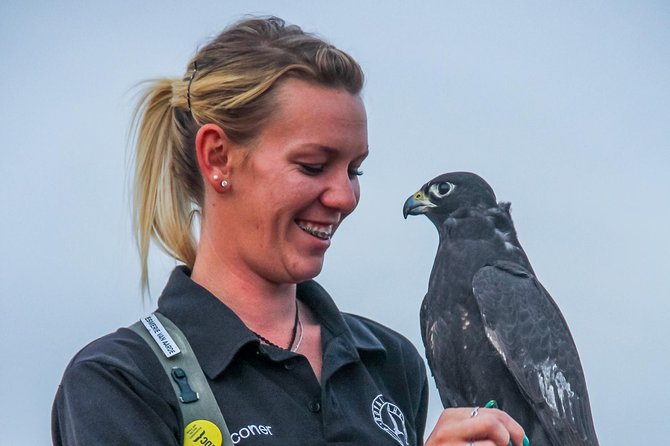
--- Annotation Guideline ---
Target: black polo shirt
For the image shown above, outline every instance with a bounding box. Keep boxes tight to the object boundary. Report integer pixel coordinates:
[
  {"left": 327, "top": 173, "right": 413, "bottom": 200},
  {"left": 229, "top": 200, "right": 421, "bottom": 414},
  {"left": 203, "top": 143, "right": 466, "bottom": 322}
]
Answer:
[{"left": 53, "top": 267, "right": 428, "bottom": 445}]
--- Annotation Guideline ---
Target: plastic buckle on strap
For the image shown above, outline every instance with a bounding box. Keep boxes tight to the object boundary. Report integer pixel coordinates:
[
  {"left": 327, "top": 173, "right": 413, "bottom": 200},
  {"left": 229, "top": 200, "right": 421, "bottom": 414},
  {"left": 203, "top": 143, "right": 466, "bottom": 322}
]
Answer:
[{"left": 171, "top": 367, "right": 200, "bottom": 403}]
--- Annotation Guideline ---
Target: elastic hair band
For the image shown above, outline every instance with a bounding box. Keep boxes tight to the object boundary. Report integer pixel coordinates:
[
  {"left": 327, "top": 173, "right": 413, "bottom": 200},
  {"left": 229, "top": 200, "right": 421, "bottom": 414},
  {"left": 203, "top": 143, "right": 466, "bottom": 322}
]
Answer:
[{"left": 187, "top": 61, "right": 198, "bottom": 113}]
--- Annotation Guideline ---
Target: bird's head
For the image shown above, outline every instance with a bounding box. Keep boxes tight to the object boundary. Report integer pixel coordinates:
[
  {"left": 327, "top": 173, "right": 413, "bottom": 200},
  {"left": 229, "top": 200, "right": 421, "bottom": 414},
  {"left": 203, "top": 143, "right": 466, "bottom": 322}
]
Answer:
[{"left": 403, "top": 172, "right": 498, "bottom": 227}]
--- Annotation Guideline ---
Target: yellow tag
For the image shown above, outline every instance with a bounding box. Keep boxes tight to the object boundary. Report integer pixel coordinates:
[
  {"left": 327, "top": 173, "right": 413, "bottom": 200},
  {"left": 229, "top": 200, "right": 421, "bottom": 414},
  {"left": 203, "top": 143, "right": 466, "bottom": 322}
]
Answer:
[{"left": 184, "top": 419, "right": 223, "bottom": 446}]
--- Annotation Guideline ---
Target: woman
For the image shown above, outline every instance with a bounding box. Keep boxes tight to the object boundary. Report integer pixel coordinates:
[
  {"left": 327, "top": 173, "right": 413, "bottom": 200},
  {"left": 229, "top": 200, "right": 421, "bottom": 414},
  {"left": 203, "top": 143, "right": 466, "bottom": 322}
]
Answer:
[{"left": 52, "top": 16, "right": 527, "bottom": 446}]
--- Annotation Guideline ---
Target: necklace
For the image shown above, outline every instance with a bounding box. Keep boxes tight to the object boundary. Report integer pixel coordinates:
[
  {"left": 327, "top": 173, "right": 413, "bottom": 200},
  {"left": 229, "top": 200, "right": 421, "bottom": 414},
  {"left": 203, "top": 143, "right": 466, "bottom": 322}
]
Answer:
[
  {"left": 252, "top": 301, "right": 301, "bottom": 351},
  {"left": 292, "top": 317, "right": 304, "bottom": 353}
]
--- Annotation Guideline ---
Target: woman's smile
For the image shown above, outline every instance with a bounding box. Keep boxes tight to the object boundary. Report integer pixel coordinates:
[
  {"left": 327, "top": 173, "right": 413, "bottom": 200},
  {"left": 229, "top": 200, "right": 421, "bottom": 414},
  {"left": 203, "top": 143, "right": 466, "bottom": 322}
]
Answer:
[{"left": 295, "top": 219, "right": 334, "bottom": 241}]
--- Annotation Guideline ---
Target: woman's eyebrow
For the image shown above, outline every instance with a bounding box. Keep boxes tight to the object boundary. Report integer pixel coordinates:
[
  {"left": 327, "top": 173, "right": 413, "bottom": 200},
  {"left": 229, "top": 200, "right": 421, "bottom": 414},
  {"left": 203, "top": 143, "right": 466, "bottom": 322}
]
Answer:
[
  {"left": 317, "top": 145, "right": 370, "bottom": 158},
  {"left": 292, "top": 145, "right": 363, "bottom": 156}
]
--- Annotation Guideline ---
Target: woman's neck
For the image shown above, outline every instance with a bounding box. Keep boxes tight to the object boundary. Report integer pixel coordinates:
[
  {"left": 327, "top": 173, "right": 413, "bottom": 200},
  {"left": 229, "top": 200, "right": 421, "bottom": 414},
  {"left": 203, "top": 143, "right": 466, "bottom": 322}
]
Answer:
[
  {"left": 190, "top": 245, "right": 299, "bottom": 347},
  {"left": 192, "top": 239, "right": 323, "bottom": 381}
]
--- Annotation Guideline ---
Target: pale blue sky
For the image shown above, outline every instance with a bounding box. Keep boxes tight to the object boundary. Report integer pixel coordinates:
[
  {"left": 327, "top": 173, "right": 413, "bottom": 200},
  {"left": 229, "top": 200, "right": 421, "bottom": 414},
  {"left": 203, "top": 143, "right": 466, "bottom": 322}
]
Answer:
[{"left": 1, "top": 1, "right": 668, "bottom": 443}]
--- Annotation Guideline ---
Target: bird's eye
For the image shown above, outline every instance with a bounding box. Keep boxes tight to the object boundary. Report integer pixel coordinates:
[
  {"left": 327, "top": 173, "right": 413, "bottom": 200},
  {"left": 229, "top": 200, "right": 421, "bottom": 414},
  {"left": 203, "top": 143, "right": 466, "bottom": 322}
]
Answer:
[
  {"left": 438, "top": 182, "right": 452, "bottom": 195},
  {"left": 429, "top": 182, "right": 455, "bottom": 198}
]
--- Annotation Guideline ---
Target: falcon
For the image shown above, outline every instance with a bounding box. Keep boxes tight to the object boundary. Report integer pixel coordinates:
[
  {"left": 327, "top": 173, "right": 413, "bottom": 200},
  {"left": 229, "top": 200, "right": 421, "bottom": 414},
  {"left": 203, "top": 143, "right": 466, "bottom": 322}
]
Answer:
[{"left": 403, "top": 172, "right": 599, "bottom": 446}]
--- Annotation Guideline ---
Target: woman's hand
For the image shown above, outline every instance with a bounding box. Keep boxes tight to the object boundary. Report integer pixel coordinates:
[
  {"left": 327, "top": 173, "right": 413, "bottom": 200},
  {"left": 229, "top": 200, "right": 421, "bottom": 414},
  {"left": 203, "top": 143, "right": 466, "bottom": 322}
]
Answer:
[{"left": 425, "top": 405, "right": 528, "bottom": 446}]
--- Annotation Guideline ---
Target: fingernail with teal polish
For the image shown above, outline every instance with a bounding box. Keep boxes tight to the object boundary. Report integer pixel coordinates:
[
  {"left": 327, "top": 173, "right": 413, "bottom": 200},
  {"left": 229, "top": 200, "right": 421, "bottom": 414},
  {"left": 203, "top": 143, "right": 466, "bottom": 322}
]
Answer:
[
  {"left": 523, "top": 435, "right": 530, "bottom": 446},
  {"left": 485, "top": 399, "right": 498, "bottom": 409}
]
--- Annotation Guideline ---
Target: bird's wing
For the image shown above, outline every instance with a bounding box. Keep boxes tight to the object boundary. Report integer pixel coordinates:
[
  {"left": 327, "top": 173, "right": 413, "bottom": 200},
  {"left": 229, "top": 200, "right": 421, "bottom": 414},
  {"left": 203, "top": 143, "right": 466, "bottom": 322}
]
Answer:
[{"left": 472, "top": 260, "right": 598, "bottom": 445}]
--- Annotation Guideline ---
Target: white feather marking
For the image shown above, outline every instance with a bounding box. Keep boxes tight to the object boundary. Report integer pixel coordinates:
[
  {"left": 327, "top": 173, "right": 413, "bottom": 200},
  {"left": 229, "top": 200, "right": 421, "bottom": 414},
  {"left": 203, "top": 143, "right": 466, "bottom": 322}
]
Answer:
[
  {"left": 460, "top": 310, "right": 471, "bottom": 330},
  {"left": 536, "top": 358, "right": 576, "bottom": 422},
  {"left": 494, "top": 229, "right": 517, "bottom": 252},
  {"left": 494, "top": 228, "right": 510, "bottom": 240},
  {"left": 429, "top": 321, "right": 439, "bottom": 348},
  {"left": 484, "top": 327, "right": 507, "bottom": 364}
]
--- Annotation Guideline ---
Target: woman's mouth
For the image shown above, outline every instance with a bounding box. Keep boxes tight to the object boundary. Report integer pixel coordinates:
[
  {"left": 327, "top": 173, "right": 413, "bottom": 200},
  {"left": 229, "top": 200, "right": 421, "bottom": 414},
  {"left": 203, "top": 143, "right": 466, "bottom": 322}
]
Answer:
[{"left": 296, "top": 220, "right": 333, "bottom": 240}]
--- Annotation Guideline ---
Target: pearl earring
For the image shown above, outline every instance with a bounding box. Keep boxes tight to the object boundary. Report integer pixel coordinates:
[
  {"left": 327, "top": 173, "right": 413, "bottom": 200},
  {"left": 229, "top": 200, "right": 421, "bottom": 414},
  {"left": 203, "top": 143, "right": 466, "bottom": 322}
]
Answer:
[
  {"left": 213, "top": 175, "right": 220, "bottom": 180},
  {"left": 220, "top": 179, "right": 229, "bottom": 188}
]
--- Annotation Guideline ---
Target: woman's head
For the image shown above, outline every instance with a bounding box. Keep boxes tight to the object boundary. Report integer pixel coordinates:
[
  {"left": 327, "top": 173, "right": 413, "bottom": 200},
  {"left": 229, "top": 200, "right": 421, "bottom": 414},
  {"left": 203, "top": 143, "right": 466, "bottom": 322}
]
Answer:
[
  {"left": 196, "top": 79, "right": 368, "bottom": 286},
  {"left": 133, "top": 16, "right": 365, "bottom": 289}
]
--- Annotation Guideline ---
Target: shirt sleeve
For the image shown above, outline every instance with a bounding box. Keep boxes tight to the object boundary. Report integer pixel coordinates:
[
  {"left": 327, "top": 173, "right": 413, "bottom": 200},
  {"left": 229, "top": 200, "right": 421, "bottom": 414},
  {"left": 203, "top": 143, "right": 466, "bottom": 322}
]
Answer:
[
  {"left": 51, "top": 332, "right": 181, "bottom": 445},
  {"left": 416, "top": 369, "right": 429, "bottom": 446},
  {"left": 402, "top": 337, "right": 429, "bottom": 446}
]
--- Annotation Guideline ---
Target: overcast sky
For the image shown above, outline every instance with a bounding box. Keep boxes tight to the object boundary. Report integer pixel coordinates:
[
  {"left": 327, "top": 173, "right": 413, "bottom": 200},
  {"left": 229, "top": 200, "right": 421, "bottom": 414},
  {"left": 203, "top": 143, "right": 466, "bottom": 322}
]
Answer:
[{"left": 2, "top": 1, "right": 669, "bottom": 444}]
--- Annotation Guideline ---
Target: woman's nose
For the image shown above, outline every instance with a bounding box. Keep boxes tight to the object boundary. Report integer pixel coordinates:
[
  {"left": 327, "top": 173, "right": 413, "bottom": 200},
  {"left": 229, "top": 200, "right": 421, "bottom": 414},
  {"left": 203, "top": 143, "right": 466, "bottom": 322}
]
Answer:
[{"left": 321, "top": 172, "right": 360, "bottom": 215}]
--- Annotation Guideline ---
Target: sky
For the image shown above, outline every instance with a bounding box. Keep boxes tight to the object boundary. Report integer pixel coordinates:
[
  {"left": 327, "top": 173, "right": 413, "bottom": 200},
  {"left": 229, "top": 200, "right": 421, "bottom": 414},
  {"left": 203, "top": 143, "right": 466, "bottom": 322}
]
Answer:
[{"left": 1, "top": 1, "right": 669, "bottom": 444}]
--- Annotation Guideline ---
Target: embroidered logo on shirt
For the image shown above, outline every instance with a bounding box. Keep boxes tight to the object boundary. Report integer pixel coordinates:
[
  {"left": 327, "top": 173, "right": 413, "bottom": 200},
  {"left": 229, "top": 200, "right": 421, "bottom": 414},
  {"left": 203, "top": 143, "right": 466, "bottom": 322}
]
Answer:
[{"left": 371, "top": 394, "right": 408, "bottom": 446}]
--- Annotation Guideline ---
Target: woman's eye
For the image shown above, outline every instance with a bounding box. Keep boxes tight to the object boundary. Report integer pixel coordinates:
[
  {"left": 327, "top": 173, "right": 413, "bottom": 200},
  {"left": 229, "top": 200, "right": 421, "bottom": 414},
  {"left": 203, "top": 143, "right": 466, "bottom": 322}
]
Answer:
[
  {"left": 299, "top": 163, "right": 363, "bottom": 178},
  {"left": 300, "top": 164, "right": 324, "bottom": 175}
]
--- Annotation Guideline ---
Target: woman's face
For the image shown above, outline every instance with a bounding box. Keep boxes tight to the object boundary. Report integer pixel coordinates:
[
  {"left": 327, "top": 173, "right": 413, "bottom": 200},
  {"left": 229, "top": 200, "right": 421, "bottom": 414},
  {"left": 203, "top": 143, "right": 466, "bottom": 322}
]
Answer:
[{"left": 222, "top": 79, "right": 368, "bottom": 285}]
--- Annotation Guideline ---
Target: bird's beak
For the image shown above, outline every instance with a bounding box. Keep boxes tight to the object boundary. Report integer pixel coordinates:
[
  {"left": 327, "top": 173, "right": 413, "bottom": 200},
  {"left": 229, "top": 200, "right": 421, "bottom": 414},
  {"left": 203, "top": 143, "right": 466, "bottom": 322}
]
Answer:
[{"left": 403, "top": 191, "right": 434, "bottom": 218}]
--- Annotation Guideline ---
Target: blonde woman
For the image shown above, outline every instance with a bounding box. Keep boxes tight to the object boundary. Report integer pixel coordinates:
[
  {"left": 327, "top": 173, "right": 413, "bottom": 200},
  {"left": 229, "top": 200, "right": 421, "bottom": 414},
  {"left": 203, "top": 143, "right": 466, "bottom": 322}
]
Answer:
[{"left": 52, "top": 17, "right": 526, "bottom": 446}]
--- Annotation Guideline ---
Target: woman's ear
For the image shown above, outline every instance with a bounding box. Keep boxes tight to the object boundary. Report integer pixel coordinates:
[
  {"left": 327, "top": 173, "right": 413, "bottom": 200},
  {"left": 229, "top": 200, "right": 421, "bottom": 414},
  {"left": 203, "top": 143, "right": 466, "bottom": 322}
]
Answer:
[{"left": 195, "top": 124, "right": 232, "bottom": 191}]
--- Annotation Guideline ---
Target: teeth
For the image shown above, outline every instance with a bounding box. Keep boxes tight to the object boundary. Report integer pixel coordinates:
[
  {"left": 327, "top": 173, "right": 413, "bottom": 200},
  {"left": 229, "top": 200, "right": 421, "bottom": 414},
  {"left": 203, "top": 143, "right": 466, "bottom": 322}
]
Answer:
[{"left": 296, "top": 221, "right": 333, "bottom": 240}]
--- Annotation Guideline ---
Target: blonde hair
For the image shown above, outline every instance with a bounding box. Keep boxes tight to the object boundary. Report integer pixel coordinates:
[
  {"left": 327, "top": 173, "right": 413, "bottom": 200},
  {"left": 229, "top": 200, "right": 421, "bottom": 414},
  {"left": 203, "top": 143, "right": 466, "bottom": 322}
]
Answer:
[{"left": 132, "top": 16, "right": 364, "bottom": 290}]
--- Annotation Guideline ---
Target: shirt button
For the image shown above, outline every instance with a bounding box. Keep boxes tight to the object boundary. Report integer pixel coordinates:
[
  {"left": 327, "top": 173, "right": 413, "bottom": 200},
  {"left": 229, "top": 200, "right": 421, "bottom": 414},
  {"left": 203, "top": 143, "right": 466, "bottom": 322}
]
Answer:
[
  {"left": 284, "top": 360, "right": 295, "bottom": 370},
  {"left": 308, "top": 399, "right": 321, "bottom": 413}
]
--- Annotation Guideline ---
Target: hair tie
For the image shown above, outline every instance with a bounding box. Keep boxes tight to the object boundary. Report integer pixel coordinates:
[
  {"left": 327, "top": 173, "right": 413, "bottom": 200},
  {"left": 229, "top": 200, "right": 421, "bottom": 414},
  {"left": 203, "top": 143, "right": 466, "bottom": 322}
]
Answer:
[{"left": 187, "top": 61, "right": 198, "bottom": 113}]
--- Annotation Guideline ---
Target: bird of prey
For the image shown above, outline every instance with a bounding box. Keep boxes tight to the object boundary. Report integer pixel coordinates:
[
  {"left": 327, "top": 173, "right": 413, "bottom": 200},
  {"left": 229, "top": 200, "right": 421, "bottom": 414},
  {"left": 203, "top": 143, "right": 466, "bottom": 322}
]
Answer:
[{"left": 403, "top": 172, "right": 599, "bottom": 446}]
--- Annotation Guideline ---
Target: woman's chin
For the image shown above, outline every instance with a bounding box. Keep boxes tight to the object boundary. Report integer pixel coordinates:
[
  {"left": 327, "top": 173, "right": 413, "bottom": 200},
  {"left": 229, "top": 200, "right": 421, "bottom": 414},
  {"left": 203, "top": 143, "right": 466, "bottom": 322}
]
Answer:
[{"left": 286, "top": 255, "right": 326, "bottom": 283}]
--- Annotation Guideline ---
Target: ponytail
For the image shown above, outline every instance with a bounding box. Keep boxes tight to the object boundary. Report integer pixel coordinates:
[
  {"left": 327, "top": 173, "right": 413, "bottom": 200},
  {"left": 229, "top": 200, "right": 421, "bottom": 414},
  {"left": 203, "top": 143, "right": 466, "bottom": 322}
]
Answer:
[{"left": 131, "top": 79, "right": 199, "bottom": 292}]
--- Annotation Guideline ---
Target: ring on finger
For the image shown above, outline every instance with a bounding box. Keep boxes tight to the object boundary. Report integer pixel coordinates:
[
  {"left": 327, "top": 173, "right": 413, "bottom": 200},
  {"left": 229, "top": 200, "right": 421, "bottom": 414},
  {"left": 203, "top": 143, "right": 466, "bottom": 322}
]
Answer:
[{"left": 470, "top": 406, "right": 480, "bottom": 418}]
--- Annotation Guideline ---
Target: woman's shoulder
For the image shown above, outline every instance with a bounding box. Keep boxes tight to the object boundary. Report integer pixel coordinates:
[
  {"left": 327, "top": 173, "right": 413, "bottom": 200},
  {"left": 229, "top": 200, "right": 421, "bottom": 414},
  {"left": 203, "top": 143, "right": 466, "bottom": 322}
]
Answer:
[
  {"left": 64, "top": 326, "right": 152, "bottom": 372},
  {"left": 341, "top": 313, "right": 426, "bottom": 369},
  {"left": 53, "top": 326, "right": 180, "bottom": 444},
  {"left": 58, "top": 324, "right": 174, "bottom": 398}
]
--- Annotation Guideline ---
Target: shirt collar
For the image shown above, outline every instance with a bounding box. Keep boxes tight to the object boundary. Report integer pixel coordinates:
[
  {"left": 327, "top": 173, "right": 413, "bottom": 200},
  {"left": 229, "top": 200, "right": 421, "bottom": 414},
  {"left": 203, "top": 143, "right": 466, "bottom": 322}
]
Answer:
[
  {"left": 296, "top": 280, "right": 386, "bottom": 355},
  {"left": 156, "top": 266, "right": 386, "bottom": 379}
]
